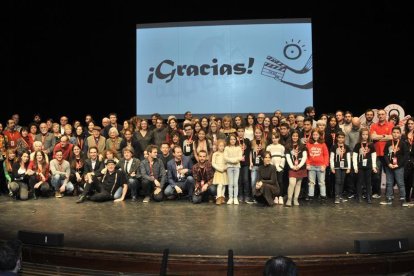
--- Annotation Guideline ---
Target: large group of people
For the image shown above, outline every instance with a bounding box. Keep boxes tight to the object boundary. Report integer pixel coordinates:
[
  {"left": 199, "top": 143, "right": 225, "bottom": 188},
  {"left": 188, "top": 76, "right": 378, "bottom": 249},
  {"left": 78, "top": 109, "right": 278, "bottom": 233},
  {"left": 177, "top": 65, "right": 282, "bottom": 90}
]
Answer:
[{"left": 1, "top": 107, "right": 413, "bottom": 207}]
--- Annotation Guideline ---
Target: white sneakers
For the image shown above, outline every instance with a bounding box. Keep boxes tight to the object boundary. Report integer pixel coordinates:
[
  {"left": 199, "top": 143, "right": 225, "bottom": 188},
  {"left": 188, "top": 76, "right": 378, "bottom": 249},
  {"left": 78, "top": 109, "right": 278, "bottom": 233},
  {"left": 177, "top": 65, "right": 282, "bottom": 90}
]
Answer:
[{"left": 227, "top": 198, "right": 240, "bottom": 205}]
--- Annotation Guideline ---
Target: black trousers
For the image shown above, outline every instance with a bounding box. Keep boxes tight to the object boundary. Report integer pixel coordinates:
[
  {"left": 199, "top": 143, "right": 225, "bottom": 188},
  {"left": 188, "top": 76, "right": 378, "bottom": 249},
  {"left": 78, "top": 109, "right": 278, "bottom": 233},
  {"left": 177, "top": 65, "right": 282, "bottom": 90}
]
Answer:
[
  {"left": 82, "top": 178, "right": 112, "bottom": 202},
  {"left": 357, "top": 168, "right": 372, "bottom": 199},
  {"left": 142, "top": 178, "right": 163, "bottom": 202},
  {"left": 334, "top": 169, "right": 347, "bottom": 198},
  {"left": 404, "top": 161, "right": 414, "bottom": 201},
  {"left": 69, "top": 173, "right": 85, "bottom": 192},
  {"left": 28, "top": 175, "right": 50, "bottom": 196}
]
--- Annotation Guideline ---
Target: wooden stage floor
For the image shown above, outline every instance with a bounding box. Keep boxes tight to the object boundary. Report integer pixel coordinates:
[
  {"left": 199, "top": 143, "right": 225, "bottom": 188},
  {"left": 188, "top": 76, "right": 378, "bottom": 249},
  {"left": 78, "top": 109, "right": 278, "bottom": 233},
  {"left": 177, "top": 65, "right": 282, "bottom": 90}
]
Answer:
[{"left": 1, "top": 195, "right": 413, "bottom": 257}]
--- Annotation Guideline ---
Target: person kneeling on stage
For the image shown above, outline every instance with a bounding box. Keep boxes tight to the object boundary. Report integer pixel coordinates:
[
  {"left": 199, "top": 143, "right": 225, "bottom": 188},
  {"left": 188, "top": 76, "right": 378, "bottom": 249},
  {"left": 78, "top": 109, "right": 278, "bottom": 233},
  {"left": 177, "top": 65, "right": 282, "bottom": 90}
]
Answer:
[
  {"left": 50, "top": 150, "right": 74, "bottom": 198},
  {"left": 76, "top": 159, "right": 127, "bottom": 203},
  {"left": 140, "top": 145, "right": 166, "bottom": 202},
  {"left": 164, "top": 146, "right": 195, "bottom": 201},
  {"left": 254, "top": 151, "right": 280, "bottom": 206},
  {"left": 28, "top": 150, "right": 51, "bottom": 199},
  {"left": 118, "top": 146, "right": 141, "bottom": 201},
  {"left": 192, "top": 150, "right": 216, "bottom": 204}
]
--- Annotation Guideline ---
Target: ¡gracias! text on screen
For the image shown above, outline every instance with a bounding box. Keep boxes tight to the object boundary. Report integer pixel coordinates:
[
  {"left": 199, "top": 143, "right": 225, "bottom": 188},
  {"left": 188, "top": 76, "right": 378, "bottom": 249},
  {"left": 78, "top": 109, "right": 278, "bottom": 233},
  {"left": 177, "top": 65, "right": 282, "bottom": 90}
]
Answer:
[{"left": 147, "top": 58, "right": 254, "bottom": 84}]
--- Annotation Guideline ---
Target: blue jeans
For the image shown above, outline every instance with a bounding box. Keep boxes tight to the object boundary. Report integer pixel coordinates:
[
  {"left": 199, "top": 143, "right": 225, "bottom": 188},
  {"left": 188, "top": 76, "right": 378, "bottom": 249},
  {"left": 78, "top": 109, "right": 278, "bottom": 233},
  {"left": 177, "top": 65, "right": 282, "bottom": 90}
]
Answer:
[
  {"left": 51, "top": 174, "right": 74, "bottom": 193},
  {"left": 192, "top": 185, "right": 217, "bottom": 204},
  {"left": 164, "top": 176, "right": 195, "bottom": 198},
  {"left": 227, "top": 167, "right": 240, "bottom": 199},
  {"left": 127, "top": 178, "right": 140, "bottom": 198},
  {"left": 384, "top": 166, "right": 405, "bottom": 200},
  {"left": 308, "top": 166, "right": 326, "bottom": 197},
  {"left": 113, "top": 186, "right": 123, "bottom": 199},
  {"left": 250, "top": 166, "right": 259, "bottom": 194}
]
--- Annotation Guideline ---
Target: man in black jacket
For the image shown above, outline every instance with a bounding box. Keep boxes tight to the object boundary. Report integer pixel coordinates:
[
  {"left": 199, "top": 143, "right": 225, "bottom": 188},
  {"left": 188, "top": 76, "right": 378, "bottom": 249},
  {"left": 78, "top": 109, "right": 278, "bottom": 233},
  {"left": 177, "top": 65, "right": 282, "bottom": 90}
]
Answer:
[
  {"left": 77, "top": 159, "right": 127, "bottom": 203},
  {"left": 140, "top": 145, "right": 166, "bottom": 202}
]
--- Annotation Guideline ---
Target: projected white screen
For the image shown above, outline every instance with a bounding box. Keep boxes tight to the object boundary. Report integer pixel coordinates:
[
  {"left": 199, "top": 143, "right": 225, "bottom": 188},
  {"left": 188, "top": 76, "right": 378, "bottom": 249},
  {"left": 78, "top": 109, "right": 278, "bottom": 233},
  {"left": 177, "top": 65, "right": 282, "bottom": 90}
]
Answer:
[{"left": 136, "top": 19, "right": 313, "bottom": 116}]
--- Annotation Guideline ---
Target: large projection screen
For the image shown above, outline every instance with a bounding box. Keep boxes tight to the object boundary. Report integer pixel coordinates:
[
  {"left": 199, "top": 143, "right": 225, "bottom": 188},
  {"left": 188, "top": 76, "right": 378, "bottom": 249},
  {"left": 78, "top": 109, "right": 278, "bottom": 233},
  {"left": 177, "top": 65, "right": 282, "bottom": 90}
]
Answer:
[{"left": 136, "top": 19, "right": 313, "bottom": 117}]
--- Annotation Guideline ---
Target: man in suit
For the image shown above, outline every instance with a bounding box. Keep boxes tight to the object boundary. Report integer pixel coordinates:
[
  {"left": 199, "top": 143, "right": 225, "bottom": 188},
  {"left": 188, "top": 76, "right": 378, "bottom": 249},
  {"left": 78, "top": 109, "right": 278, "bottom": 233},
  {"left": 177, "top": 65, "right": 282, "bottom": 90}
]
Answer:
[
  {"left": 83, "top": 146, "right": 105, "bottom": 178},
  {"left": 164, "top": 146, "right": 195, "bottom": 201},
  {"left": 35, "top": 123, "right": 55, "bottom": 158},
  {"left": 118, "top": 146, "right": 141, "bottom": 201},
  {"left": 140, "top": 145, "right": 166, "bottom": 202}
]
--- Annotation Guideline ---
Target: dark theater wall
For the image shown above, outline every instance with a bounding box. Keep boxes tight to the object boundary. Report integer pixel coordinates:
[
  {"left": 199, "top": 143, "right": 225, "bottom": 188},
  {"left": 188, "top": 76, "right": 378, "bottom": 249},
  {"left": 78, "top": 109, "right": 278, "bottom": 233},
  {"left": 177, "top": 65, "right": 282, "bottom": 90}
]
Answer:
[{"left": 3, "top": 1, "right": 414, "bottom": 125}]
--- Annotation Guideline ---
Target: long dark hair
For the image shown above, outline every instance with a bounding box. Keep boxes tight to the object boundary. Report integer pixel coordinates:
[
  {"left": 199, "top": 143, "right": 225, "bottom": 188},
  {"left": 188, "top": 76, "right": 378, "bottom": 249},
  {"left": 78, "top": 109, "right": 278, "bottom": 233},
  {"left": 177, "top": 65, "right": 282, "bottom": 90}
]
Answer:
[
  {"left": 33, "top": 150, "right": 48, "bottom": 175},
  {"left": 18, "top": 150, "right": 30, "bottom": 169},
  {"left": 70, "top": 145, "right": 86, "bottom": 169},
  {"left": 285, "top": 129, "right": 305, "bottom": 152}
]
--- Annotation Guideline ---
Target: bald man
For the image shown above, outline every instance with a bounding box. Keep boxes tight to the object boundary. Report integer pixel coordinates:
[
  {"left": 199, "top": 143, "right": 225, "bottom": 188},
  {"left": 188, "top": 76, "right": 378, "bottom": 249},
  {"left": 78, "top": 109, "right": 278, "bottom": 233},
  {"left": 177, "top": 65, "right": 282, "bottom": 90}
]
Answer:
[
  {"left": 346, "top": 117, "right": 361, "bottom": 151},
  {"left": 344, "top": 117, "right": 361, "bottom": 200}
]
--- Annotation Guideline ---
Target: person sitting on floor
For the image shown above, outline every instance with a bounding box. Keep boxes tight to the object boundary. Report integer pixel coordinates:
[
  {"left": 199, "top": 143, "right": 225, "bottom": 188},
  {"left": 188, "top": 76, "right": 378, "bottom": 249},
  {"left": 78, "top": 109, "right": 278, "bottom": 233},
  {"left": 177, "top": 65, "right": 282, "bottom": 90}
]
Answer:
[{"left": 76, "top": 159, "right": 127, "bottom": 203}]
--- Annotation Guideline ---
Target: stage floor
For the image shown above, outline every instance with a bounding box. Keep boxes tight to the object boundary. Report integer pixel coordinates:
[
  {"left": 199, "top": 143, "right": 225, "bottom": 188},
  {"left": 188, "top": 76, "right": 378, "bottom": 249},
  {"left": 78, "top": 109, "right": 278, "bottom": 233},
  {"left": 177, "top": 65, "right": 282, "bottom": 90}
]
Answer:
[{"left": 1, "top": 195, "right": 413, "bottom": 256}]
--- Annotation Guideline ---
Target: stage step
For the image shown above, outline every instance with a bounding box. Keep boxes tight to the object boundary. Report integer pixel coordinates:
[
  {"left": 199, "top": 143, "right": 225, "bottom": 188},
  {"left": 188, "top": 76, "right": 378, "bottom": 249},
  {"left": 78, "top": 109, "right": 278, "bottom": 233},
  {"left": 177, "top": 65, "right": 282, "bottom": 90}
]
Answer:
[{"left": 21, "top": 262, "right": 156, "bottom": 276}]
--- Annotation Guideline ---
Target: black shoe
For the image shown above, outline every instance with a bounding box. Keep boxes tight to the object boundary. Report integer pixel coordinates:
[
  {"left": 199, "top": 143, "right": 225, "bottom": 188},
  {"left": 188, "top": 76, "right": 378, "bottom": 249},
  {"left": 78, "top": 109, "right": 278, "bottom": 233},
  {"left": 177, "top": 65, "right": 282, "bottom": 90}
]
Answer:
[
  {"left": 320, "top": 196, "right": 327, "bottom": 200},
  {"left": 305, "top": 196, "right": 314, "bottom": 201},
  {"left": 76, "top": 195, "right": 86, "bottom": 203}
]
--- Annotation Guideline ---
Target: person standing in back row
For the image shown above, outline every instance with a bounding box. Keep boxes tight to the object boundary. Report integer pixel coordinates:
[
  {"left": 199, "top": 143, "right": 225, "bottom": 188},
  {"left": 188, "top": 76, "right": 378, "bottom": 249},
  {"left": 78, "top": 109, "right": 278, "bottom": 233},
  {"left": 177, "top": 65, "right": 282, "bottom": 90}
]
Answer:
[{"left": 370, "top": 109, "right": 393, "bottom": 199}]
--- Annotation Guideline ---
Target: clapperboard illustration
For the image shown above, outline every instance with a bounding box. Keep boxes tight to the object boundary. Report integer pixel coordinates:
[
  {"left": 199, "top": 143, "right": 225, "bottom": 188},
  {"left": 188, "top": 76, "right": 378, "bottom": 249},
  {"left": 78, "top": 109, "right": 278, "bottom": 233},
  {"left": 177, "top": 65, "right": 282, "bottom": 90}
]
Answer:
[
  {"left": 262, "top": 56, "right": 288, "bottom": 81},
  {"left": 262, "top": 55, "right": 313, "bottom": 89}
]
